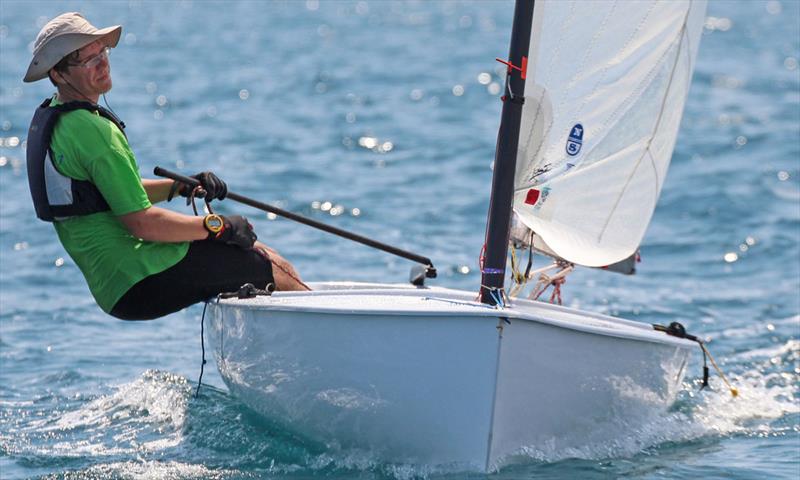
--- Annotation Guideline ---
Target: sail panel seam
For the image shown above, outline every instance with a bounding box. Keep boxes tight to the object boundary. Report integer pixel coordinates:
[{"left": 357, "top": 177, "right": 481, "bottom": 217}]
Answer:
[
  {"left": 572, "top": 1, "right": 654, "bottom": 156},
  {"left": 596, "top": 5, "right": 693, "bottom": 244},
  {"left": 575, "top": 3, "right": 672, "bottom": 167}
]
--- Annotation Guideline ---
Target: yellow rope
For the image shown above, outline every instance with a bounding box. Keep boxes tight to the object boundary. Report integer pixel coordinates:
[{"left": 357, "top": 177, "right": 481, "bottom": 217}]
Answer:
[
  {"left": 508, "top": 245, "right": 527, "bottom": 297},
  {"left": 701, "top": 343, "right": 739, "bottom": 397}
]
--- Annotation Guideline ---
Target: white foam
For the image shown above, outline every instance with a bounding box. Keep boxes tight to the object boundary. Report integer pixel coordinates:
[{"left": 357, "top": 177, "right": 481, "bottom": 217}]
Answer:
[
  {"left": 20, "top": 370, "right": 192, "bottom": 458},
  {"left": 56, "top": 460, "right": 241, "bottom": 479},
  {"left": 8, "top": 353, "right": 797, "bottom": 479},
  {"left": 221, "top": 339, "right": 800, "bottom": 478},
  {"left": 305, "top": 449, "right": 462, "bottom": 480},
  {"left": 735, "top": 338, "right": 799, "bottom": 361},
  {"left": 491, "top": 340, "right": 799, "bottom": 468}
]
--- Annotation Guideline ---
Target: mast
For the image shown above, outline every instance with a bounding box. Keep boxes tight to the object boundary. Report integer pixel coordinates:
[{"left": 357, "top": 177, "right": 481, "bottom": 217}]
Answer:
[{"left": 480, "top": 0, "right": 535, "bottom": 305}]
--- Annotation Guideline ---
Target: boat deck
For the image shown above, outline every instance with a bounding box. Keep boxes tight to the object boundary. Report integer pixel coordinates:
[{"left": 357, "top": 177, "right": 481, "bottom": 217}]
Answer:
[{"left": 215, "top": 282, "right": 693, "bottom": 347}]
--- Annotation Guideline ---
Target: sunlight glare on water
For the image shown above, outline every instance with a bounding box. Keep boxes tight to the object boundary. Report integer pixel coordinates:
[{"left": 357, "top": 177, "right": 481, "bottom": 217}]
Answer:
[{"left": 0, "top": 0, "right": 798, "bottom": 479}]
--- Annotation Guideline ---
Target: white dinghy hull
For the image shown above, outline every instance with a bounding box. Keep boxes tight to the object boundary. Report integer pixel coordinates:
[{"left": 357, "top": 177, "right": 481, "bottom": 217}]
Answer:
[{"left": 208, "top": 282, "right": 693, "bottom": 471}]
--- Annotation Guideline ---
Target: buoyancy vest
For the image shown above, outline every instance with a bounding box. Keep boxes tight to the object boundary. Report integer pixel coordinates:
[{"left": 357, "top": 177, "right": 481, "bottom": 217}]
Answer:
[{"left": 26, "top": 98, "right": 127, "bottom": 222}]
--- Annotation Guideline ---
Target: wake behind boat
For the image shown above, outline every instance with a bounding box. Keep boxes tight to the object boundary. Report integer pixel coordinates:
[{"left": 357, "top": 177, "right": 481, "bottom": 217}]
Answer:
[{"left": 192, "top": 0, "right": 710, "bottom": 471}]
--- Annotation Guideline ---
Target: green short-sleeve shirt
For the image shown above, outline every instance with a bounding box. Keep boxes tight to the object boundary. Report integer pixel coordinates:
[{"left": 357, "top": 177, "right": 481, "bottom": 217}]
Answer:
[{"left": 48, "top": 96, "right": 189, "bottom": 313}]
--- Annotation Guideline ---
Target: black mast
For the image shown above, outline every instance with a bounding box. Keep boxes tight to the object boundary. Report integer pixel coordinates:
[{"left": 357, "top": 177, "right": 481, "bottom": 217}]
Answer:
[{"left": 480, "top": 0, "right": 535, "bottom": 305}]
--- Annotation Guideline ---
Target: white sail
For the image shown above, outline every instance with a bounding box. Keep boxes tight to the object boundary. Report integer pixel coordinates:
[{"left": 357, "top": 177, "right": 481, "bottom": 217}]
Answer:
[{"left": 513, "top": 0, "right": 707, "bottom": 267}]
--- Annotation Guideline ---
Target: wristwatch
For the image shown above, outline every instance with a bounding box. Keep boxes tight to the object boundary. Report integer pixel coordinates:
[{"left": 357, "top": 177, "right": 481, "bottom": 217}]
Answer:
[{"left": 203, "top": 214, "right": 224, "bottom": 238}]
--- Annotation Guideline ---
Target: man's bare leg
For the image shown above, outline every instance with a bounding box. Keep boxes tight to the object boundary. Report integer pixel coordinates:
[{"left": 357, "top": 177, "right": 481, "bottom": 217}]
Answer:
[{"left": 253, "top": 241, "right": 310, "bottom": 291}]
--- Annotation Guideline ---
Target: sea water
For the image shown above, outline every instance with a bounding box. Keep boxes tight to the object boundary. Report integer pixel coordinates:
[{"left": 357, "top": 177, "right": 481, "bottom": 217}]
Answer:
[{"left": 0, "top": 1, "right": 798, "bottom": 479}]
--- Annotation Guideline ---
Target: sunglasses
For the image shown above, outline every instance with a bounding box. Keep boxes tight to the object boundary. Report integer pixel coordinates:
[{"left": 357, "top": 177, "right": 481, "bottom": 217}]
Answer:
[{"left": 68, "top": 47, "right": 110, "bottom": 69}]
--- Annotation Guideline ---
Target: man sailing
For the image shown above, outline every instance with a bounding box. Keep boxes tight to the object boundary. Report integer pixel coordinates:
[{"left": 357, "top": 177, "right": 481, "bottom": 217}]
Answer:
[{"left": 24, "top": 12, "right": 307, "bottom": 320}]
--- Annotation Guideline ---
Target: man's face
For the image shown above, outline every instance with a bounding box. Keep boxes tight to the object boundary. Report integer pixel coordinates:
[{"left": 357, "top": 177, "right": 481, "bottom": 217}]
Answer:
[{"left": 61, "top": 40, "right": 112, "bottom": 96}]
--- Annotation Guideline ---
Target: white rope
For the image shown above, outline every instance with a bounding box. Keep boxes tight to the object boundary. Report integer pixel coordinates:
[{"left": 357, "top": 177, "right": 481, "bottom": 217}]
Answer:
[{"left": 529, "top": 263, "right": 574, "bottom": 303}]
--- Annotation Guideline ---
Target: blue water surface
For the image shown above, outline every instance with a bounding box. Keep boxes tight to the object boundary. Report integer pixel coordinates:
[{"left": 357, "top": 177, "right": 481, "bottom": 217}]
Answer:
[{"left": 1, "top": 1, "right": 798, "bottom": 479}]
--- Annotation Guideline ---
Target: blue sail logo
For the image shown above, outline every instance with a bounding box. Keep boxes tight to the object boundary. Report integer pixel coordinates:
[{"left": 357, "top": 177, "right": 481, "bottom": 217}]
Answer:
[{"left": 566, "top": 123, "right": 583, "bottom": 156}]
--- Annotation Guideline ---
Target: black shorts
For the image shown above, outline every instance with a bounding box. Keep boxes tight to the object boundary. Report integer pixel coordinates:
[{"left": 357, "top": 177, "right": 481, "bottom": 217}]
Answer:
[{"left": 110, "top": 240, "right": 274, "bottom": 320}]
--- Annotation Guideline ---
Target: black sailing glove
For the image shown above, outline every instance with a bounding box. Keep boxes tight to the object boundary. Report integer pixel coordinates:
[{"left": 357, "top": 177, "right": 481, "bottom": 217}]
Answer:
[
  {"left": 207, "top": 214, "right": 257, "bottom": 249},
  {"left": 168, "top": 171, "right": 228, "bottom": 202}
]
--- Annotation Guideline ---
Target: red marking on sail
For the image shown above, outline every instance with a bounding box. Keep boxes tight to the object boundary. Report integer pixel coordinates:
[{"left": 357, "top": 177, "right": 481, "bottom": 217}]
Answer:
[{"left": 524, "top": 189, "right": 540, "bottom": 205}]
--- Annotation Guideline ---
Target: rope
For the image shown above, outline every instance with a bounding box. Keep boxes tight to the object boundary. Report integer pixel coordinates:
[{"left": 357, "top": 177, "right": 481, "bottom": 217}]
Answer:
[
  {"left": 252, "top": 246, "right": 311, "bottom": 291},
  {"left": 478, "top": 284, "right": 509, "bottom": 308},
  {"left": 509, "top": 247, "right": 525, "bottom": 297},
  {"left": 550, "top": 277, "right": 565, "bottom": 304},
  {"left": 653, "top": 322, "right": 738, "bottom": 398},
  {"left": 523, "top": 233, "right": 534, "bottom": 280},
  {"left": 701, "top": 343, "right": 739, "bottom": 397},
  {"left": 529, "top": 263, "right": 573, "bottom": 304},
  {"left": 188, "top": 186, "right": 212, "bottom": 216},
  {"left": 195, "top": 301, "right": 208, "bottom": 398},
  {"left": 475, "top": 244, "right": 504, "bottom": 302},
  {"left": 507, "top": 232, "right": 536, "bottom": 298}
]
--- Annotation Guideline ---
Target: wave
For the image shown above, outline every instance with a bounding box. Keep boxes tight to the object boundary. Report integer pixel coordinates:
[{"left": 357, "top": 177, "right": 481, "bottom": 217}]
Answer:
[{"left": 3, "top": 335, "right": 797, "bottom": 479}]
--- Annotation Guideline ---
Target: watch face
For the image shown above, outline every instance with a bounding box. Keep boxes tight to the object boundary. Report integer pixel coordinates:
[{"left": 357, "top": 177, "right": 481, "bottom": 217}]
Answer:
[{"left": 206, "top": 215, "right": 223, "bottom": 231}]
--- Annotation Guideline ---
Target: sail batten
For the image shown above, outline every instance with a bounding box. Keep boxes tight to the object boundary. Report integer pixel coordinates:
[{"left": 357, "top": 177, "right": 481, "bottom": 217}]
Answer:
[{"left": 512, "top": 0, "right": 707, "bottom": 267}]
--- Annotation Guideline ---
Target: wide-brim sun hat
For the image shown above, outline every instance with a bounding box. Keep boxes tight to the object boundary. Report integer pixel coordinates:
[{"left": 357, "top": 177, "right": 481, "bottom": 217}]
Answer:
[{"left": 24, "top": 12, "right": 121, "bottom": 83}]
